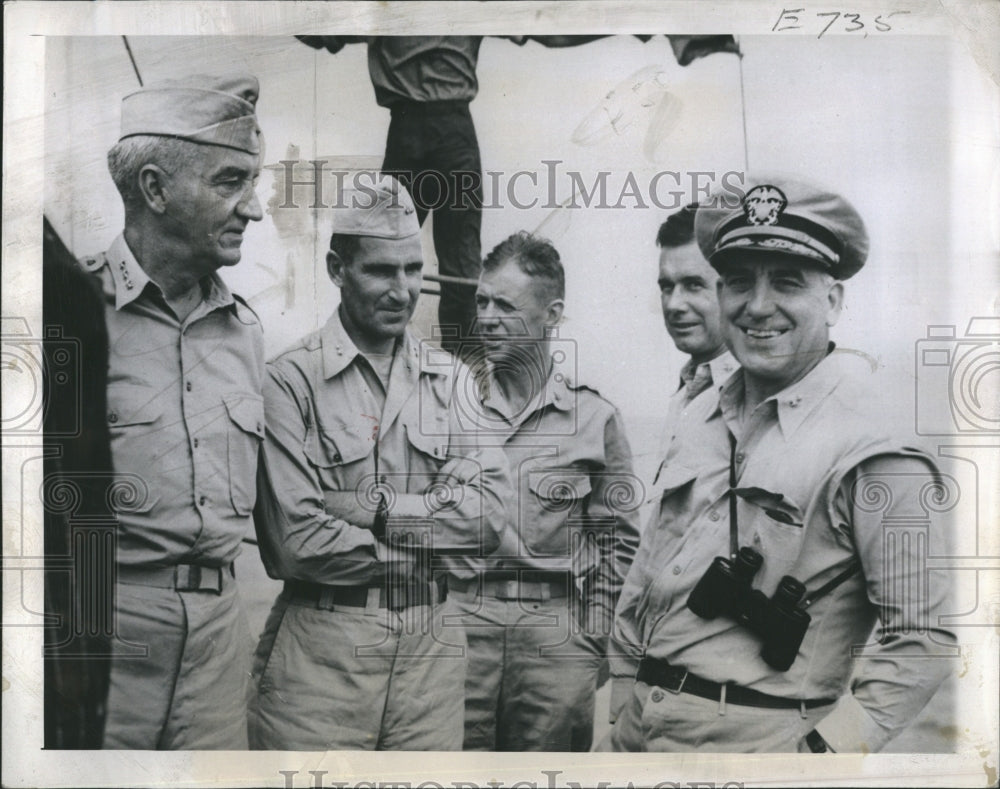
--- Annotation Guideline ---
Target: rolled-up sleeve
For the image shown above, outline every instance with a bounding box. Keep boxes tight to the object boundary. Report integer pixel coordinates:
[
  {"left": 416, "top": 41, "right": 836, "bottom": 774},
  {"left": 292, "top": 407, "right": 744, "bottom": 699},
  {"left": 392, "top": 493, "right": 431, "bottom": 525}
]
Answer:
[{"left": 253, "top": 364, "right": 387, "bottom": 585}]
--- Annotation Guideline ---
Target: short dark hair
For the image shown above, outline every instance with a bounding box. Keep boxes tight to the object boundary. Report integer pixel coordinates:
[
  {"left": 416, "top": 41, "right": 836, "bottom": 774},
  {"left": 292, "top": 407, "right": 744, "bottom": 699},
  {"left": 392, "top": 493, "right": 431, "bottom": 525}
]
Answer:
[
  {"left": 482, "top": 231, "right": 565, "bottom": 302},
  {"left": 328, "top": 233, "right": 362, "bottom": 265},
  {"left": 656, "top": 202, "right": 699, "bottom": 248}
]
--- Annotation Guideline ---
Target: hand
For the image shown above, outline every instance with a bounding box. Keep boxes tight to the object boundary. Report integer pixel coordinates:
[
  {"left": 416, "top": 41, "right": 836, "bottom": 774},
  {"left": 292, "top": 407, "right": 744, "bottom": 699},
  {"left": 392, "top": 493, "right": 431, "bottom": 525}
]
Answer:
[
  {"left": 609, "top": 676, "right": 633, "bottom": 724},
  {"left": 435, "top": 456, "right": 480, "bottom": 487}
]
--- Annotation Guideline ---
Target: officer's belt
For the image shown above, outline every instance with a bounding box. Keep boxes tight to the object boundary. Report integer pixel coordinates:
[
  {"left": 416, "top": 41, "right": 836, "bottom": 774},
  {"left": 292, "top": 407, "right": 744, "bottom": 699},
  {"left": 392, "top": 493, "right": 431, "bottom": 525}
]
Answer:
[
  {"left": 637, "top": 657, "right": 836, "bottom": 710},
  {"left": 285, "top": 577, "right": 447, "bottom": 611},
  {"left": 451, "top": 570, "right": 572, "bottom": 602},
  {"left": 117, "top": 562, "right": 233, "bottom": 593}
]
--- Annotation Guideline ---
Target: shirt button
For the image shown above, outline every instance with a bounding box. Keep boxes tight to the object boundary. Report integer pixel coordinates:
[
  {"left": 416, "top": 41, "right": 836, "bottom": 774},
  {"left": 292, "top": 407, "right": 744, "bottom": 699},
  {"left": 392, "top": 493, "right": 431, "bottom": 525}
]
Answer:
[
  {"left": 199, "top": 495, "right": 207, "bottom": 506},
  {"left": 709, "top": 511, "right": 720, "bottom": 522},
  {"left": 380, "top": 475, "right": 387, "bottom": 484},
  {"left": 333, "top": 453, "right": 342, "bottom": 463},
  {"left": 256, "top": 422, "right": 263, "bottom": 433},
  {"left": 735, "top": 452, "right": 745, "bottom": 463},
  {"left": 672, "top": 565, "right": 682, "bottom": 575},
  {"left": 651, "top": 689, "right": 664, "bottom": 703},
  {"left": 108, "top": 412, "right": 118, "bottom": 423},
  {"left": 185, "top": 381, "right": 192, "bottom": 392},
  {"left": 193, "top": 438, "right": 199, "bottom": 448}
]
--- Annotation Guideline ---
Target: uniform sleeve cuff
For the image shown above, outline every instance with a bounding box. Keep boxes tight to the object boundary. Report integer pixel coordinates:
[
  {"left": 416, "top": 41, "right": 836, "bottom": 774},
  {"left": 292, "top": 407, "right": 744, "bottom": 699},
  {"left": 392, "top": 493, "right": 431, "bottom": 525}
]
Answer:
[{"left": 814, "top": 693, "right": 895, "bottom": 753}]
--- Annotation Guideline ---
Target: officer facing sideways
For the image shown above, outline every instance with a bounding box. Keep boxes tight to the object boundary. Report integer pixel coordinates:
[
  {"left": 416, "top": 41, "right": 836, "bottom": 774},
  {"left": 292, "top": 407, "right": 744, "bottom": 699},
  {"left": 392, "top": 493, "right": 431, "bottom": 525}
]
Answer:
[
  {"left": 452, "top": 232, "right": 641, "bottom": 751},
  {"left": 86, "top": 74, "right": 266, "bottom": 749},
  {"left": 248, "top": 175, "right": 510, "bottom": 750},
  {"left": 604, "top": 178, "right": 956, "bottom": 752},
  {"left": 607, "top": 202, "right": 740, "bottom": 724}
]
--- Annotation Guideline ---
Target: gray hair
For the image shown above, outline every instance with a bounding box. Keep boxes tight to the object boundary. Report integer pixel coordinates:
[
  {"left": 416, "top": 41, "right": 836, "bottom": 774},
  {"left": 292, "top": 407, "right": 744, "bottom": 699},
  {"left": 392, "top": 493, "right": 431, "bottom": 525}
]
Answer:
[
  {"left": 483, "top": 231, "right": 565, "bottom": 303},
  {"left": 106, "top": 135, "right": 197, "bottom": 212}
]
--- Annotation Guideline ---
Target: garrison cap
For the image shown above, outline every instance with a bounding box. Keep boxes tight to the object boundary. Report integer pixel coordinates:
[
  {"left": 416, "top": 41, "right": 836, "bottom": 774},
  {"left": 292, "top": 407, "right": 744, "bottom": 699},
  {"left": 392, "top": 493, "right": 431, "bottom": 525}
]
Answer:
[
  {"left": 119, "top": 73, "right": 262, "bottom": 155},
  {"left": 695, "top": 176, "right": 869, "bottom": 279},
  {"left": 329, "top": 175, "right": 419, "bottom": 240}
]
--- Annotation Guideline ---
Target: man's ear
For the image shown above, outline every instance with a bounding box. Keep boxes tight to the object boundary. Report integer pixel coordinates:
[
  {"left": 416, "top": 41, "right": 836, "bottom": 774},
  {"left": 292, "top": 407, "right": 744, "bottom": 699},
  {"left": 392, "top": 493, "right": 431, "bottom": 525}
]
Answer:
[
  {"left": 137, "top": 164, "right": 170, "bottom": 215},
  {"left": 326, "top": 250, "right": 345, "bottom": 286},
  {"left": 826, "top": 281, "right": 845, "bottom": 327},
  {"left": 545, "top": 298, "right": 565, "bottom": 326}
]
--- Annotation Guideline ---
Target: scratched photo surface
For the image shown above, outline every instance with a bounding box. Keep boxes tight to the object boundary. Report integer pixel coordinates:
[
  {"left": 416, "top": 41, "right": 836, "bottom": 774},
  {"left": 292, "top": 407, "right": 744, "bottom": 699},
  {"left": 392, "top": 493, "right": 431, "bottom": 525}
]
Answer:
[{"left": 4, "top": 2, "right": 999, "bottom": 787}]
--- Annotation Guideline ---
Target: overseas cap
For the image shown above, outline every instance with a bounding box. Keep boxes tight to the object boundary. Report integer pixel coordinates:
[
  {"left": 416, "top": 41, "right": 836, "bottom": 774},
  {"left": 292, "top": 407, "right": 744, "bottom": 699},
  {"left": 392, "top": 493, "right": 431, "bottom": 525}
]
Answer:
[
  {"left": 695, "top": 176, "right": 869, "bottom": 279},
  {"left": 330, "top": 175, "right": 419, "bottom": 240},
  {"left": 119, "top": 73, "right": 262, "bottom": 155}
]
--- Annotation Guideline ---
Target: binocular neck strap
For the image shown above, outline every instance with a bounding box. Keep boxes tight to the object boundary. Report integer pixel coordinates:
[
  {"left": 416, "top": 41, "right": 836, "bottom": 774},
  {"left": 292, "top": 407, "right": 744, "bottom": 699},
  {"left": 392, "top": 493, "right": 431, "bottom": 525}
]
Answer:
[
  {"left": 728, "top": 432, "right": 740, "bottom": 559},
  {"left": 802, "top": 559, "right": 862, "bottom": 609}
]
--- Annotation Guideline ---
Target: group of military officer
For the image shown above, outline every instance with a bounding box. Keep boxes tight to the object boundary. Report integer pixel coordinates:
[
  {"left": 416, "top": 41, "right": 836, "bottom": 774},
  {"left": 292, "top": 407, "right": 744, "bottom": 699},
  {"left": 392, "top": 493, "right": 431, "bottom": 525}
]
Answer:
[{"left": 86, "top": 73, "right": 954, "bottom": 753}]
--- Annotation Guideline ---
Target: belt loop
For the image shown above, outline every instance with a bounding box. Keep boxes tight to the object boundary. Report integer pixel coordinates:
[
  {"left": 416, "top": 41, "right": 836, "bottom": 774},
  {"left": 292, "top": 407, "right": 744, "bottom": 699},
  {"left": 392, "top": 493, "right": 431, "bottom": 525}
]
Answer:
[
  {"left": 367, "top": 587, "right": 382, "bottom": 611},
  {"left": 540, "top": 583, "right": 551, "bottom": 602},
  {"left": 800, "top": 700, "right": 808, "bottom": 719},
  {"left": 719, "top": 683, "right": 727, "bottom": 717},
  {"left": 317, "top": 587, "right": 336, "bottom": 610}
]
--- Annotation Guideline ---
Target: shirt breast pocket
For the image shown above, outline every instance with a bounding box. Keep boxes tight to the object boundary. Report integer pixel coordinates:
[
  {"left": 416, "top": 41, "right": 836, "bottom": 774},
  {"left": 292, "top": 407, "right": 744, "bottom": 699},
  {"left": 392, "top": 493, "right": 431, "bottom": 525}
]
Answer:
[
  {"left": 223, "top": 394, "right": 265, "bottom": 516},
  {"left": 735, "top": 485, "right": 807, "bottom": 588},
  {"left": 525, "top": 468, "right": 593, "bottom": 555},
  {"left": 303, "top": 418, "right": 371, "bottom": 471},
  {"left": 106, "top": 383, "right": 164, "bottom": 513},
  {"left": 651, "top": 464, "right": 700, "bottom": 541}
]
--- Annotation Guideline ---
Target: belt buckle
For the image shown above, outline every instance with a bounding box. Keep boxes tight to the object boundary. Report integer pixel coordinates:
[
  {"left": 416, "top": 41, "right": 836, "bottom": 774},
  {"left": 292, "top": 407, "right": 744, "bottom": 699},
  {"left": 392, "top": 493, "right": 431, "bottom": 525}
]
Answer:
[
  {"left": 663, "top": 668, "right": 688, "bottom": 695},
  {"left": 495, "top": 580, "right": 517, "bottom": 600}
]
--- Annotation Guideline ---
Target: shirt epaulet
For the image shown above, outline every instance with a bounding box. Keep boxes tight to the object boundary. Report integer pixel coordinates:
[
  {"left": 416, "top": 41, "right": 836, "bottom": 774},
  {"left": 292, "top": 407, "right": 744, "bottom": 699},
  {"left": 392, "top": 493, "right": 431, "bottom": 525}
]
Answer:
[{"left": 564, "top": 376, "right": 610, "bottom": 403}]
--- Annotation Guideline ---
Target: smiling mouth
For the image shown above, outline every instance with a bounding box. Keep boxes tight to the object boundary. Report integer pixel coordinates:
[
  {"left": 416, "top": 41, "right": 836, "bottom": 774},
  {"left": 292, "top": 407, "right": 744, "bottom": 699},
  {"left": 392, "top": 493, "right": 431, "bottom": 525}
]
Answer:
[{"left": 741, "top": 327, "right": 789, "bottom": 339}]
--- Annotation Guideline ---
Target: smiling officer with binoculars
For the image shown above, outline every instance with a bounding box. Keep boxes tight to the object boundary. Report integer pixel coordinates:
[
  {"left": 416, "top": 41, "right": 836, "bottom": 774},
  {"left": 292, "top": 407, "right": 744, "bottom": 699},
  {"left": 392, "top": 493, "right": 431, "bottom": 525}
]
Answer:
[{"left": 603, "top": 176, "right": 957, "bottom": 754}]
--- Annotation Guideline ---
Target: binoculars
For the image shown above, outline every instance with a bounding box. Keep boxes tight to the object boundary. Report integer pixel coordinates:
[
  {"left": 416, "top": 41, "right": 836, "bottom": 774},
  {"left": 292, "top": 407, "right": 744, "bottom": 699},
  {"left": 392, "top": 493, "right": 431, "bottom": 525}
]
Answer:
[{"left": 686, "top": 546, "right": 811, "bottom": 671}]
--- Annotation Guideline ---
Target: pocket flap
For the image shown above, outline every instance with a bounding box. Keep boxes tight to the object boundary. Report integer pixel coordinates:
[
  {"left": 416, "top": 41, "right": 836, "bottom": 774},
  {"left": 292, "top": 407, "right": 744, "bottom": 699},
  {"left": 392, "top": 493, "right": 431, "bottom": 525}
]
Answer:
[
  {"left": 224, "top": 394, "right": 265, "bottom": 439},
  {"left": 653, "top": 463, "right": 700, "bottom": 497},
  {"left": 304, "top": 422, "right": 371, "bottom": 468},
  {"left": 405, "top": 423, "right": 448, "bottom": 461},
  {"left": 734, "top": 486, "right": 805, "bottom": 527},
  {"left": 106, "top": 384, "right": 163, "bottom": 427}
]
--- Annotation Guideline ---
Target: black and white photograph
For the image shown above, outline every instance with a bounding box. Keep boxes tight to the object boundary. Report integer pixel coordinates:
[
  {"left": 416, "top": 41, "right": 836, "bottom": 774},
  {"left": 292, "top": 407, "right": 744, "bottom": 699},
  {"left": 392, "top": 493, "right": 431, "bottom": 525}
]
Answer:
[{"left": 3, "top": 1, "right": 999, "bottom": 787}]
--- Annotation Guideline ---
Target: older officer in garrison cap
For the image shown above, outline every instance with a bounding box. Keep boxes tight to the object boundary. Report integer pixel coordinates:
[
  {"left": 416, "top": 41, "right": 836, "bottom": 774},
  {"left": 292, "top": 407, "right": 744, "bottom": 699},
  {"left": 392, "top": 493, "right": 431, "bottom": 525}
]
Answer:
[
  {"left": 81, "top": 74, "right": 265, "bottom": 749},
  {"left": 605, "top": 177, "right": 956, "bottom": 753},
  {"left": 248, "top": 175, "right": 510, "bottom": 750}
]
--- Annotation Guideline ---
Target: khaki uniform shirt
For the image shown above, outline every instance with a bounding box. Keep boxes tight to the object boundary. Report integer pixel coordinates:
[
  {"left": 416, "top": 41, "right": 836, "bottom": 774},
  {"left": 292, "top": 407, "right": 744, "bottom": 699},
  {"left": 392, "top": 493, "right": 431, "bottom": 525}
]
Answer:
[
  {"left": 611, "top": 351, "right": 956, "bottom": 750},
  {"left": 471, "top": 358, "right": 641, "bottom": 618},
  {"left": 83, "top": 234, "right": 265, "bottom": 569},
  {"left": 253, "top": 310, "right": 510, "bottom": 586},
  {"left": 654, "top": 350, "right": 739, "bottom": 484}
]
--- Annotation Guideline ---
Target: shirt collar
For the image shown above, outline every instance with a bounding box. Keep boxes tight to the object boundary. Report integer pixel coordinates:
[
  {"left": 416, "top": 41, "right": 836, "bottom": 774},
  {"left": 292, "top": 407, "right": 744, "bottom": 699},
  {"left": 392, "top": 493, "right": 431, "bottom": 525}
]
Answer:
[
  {"left": 678, "top": 349, "right": 739, "bottom": 394},
  {"left": 319, "top": 307, "right": 427, "bottom": 381},
  {"left": 480, "top": 350, "right": 574, "bottom": 421},
  {"left": 107, "top": 234, "right": 236, "bottom": 314},
  {"left": 717, "top": 344, "right": 848, "bottom": 437},
  {"left": 107, "top": 234, "right": 153, "bottom": 310}
]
